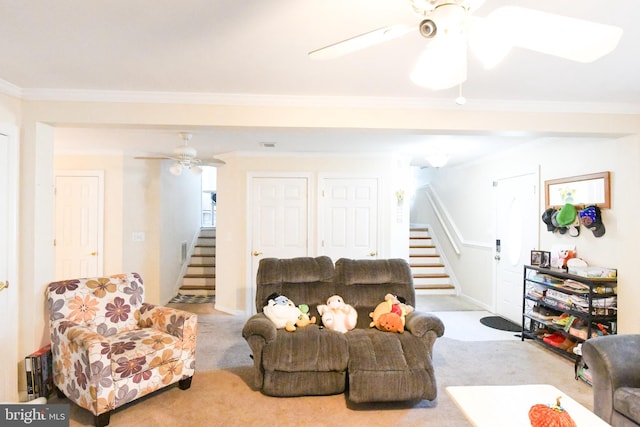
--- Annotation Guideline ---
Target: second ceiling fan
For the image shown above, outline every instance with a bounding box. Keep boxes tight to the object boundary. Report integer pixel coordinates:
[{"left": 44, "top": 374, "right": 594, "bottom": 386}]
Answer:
[
  {"left": 308, "top": 0, "right": 623, "bottom": 90},
  {"left": 135, "top": 132, "right": 225, "bottom": 176}
]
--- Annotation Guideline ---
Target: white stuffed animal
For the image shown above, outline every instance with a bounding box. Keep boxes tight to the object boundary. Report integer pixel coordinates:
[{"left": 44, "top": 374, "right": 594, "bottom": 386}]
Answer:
[
  {"left": 263, "top": 294, "right": 309, "bottom": 332},
  {"left": 317, "top": 295, "right": 357, "bottom": 333}
]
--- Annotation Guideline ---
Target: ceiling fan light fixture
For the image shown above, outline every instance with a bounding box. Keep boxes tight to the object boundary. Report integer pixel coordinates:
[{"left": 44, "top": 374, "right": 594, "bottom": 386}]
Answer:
[
  {"left": 432, "top": 2, "right": 466, "bottom": 33},
  {"left": 174, "top": 144, "right": 197, "bottom": 161},
  {"left": 427, "top": 153, "right": 449, "bottom": 168},
  {"left": 169, "top": 163, "right": 183, "bottom": 176},
  {"left": 411, "top": 33, "right": 467, "bottom": 90}
]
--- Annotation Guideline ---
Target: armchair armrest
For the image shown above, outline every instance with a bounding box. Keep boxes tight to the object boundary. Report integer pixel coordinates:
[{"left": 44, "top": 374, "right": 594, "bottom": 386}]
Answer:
[
  {"left": 582, "top": 334, "right": 640, "bottom": 423},
  {"left": 138, "top": 303, "right": 197, "bottom": 340},
  {"left": 53, "top": 320, "right": 110, "bottom": 355},
  {"left": 51, "top": 320, "right": 113, "bottom": 408}
]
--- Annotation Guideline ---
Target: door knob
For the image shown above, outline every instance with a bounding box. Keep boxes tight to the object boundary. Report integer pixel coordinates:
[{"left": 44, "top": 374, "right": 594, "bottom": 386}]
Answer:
[
  {"left": 252, "top": 251, "right": 263, "bottom": 256},
  {"left": 90, "top": 252, "right": 97, "bottom": 256},
  {"left": 0, "top": 281, "right": 8, "bottom": 292},
  {"left": 369, "top": 251, "right": 377, "bottom": 257}
]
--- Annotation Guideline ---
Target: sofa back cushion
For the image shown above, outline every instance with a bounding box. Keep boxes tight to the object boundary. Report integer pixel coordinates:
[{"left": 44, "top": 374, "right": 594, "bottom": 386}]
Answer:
[
  {"left": 255, "top": 256, "right": 336, "bottom": 319},
  {"left": 334, "top": 258, "right": 415, "bottom": 329},
  {"left": 46, "top": 273, "right": 145, "bottom": 336}
]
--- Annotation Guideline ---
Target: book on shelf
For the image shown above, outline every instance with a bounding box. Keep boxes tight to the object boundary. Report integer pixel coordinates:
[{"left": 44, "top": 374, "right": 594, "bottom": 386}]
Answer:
[{"left": 24, "top": 344, "right": 53, "bottom": 400}]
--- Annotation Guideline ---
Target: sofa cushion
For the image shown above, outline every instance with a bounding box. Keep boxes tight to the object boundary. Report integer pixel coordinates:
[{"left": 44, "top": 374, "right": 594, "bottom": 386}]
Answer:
[
  {"left": 262, "top": 326, "right": 349, "bottom": 372},
  {"left": 257, "top": 256, "right": 334, "bottom": 285},
  {"left": 614, "top": 387, "right": 640, "bottom": 424},
  {"left": 255, "top": 256, "right": 336, "bottom": 315},
  {"left": 336, "top": 258, "right": 412, "bottom": 286}
]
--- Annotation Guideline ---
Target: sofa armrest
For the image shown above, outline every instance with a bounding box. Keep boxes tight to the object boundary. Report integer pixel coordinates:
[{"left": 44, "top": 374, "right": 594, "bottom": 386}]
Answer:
[
  {"left": 404, "top": 311, "right": 445, "bottom": 339},
  {"left": 242, "top": 313, "right": 277, "bottom": 343},
  {"left": 582, "top": 334, "right": 640, "bottom": 424},
  {"left": 404, "top": 311, "right": 445, "bottom": 359},
  {"left": 242, "top": 313, "right": 279, "bottom": 390},
  {"left": 138, "top": 303, "right": 198, "bottom": 340}
]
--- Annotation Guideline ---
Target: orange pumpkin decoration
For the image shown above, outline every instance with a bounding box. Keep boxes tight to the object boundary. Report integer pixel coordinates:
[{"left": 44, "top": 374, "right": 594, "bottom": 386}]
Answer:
[{"left": 528, "top": 396, "right": 577, "bottom": 427}]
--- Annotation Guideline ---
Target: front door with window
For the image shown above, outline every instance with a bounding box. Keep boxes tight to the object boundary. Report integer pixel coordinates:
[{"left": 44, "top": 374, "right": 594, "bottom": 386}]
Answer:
[{"left": 495, "top": 172, "right": 538, "bottom": 324}]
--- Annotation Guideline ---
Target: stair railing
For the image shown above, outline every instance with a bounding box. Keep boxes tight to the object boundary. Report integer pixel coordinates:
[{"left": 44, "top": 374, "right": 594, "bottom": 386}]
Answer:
[{"left": 424, "top": 185, "right": 461, "bottom": 255}]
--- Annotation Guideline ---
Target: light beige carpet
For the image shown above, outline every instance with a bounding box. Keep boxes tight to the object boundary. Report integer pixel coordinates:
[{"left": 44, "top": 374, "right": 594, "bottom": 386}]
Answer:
[{"left": 49, "top": 300, "right": 594, "bottom": 427}]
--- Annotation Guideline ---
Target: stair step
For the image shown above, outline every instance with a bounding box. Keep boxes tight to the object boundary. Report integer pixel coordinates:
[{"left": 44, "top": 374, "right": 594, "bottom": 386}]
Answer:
[
  {"left": 409, "top": 247, "right": 437, "bottom": 255},
  {"left": 412, "top": 267, "right": 446, "bottom": 276},
  {"left": 194, "top": 246, "right": 216, "bottom": 255},
  {"left": 178, "top": 285, "right": 215, "bottom": 296},
  {"left": 183, "top": 274, "right": 215, "bottom": 283},
  {"left": 414, "top": 284, "right": 455, "bottom": 290},
  {"left": 187, "top": 266, "right": 215, "bottom": 275},
  {"left": 413, "top": 273, "right": 449, "bottom": 278}
]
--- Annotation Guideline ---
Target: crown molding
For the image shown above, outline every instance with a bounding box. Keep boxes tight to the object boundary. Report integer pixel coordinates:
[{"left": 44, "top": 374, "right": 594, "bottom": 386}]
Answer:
[
  {"left": 0, "top": 83, "right": 636, "bottom": 115},
  {"left": 0, "top": 78, "right": 22, "bottom": 98}
]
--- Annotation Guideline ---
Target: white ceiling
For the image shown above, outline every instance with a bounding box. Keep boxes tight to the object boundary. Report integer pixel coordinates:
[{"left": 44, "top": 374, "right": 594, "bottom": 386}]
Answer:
[{"left": 2, "top": 0, "right": 639, "bottom": 166}]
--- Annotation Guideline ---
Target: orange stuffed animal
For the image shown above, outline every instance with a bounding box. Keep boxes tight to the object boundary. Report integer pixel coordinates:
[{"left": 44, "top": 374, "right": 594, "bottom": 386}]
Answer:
[{"left": 369, "top": 294, "right": 414, "bottom": 333}]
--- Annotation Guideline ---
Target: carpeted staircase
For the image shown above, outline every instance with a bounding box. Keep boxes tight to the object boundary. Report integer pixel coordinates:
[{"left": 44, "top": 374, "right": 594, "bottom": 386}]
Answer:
[
  {"left": 178, "top": 227, "right": 216, "bottom": 296},
  {"left": 409, "top": 227, "right": 454, "bottom": 292}
]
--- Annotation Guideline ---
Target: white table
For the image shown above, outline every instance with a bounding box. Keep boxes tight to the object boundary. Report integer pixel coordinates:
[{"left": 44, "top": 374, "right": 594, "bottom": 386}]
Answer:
[{"left": 446, "top": 384, "right": 610, "bottom": 427}]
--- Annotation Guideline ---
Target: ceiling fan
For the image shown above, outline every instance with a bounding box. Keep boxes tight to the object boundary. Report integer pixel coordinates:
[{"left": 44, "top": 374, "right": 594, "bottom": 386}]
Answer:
[
  {"left": 135, "top": 132, "right": 225, "bottom": 175},
  {"left": 308, "top": 0, "right": 623, "bottom": 90}
]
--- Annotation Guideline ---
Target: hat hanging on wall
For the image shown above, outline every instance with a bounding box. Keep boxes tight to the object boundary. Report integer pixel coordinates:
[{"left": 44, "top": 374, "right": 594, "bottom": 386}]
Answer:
[
  {"left": 556, "top": 203, "right": 577, "bottom": 227},
  {"left": 551, "top": 211, "right": 568, "bottom": 234},
  {"left": 579, "top": 205, "right": 606, "bottom": 237},
  {"left": 541, "top": 208, "right": 557, "bottom": 232}
]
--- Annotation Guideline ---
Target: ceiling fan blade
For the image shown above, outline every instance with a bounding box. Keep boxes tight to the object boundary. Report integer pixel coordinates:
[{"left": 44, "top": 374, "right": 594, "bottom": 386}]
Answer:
[
  {"left": 487, "top": 6, "right": 623, "bottom": 63},
  {"left": 410, "top": 34, "right": 467, "bottom": 90},
  {"left": 134, "top": 155, "right": 171, "bottom": 160},
  {"left": 201, "top": 158, "right": 226, "bottom": 167},
  {"left": 308, "top": 24, "right": 414, "bottom": 60},
  {"left": 467, "top": 16, "right": 513, "bottom": 69}
]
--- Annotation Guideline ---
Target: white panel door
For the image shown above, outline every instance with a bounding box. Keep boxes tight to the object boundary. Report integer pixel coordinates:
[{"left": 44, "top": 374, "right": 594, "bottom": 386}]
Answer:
[
  {"left": 55, "top": 173, "right": 103, "bottom": 280},
  {"left": 249, "top": 176, "right": 309, "bottom": 311},
  {"left": 495, "top": 172, "right": 538, "bottom": 324},
  {"left": 0, "top": 131, "right": 19, "bottom": 401},
  {"left": 320, "top": 177, "right": 378, "bottom": 260}
]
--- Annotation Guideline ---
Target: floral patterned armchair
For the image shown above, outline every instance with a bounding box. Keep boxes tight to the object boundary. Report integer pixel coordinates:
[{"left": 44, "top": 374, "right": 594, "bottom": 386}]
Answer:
[{"left": 46, "top": 273, "right": 197, "bottom": 427}]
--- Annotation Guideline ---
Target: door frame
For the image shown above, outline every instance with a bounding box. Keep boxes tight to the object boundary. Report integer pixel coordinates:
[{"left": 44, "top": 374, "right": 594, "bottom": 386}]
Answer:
[
  {"left": 0, "top": 124, "right": 19, "bottom": 401},
  {"left": 245, "top": 172, "right": 314, "bottom": 315},
  {"left": 54, "top": 170, "right": 105, "bottom": 278},
  {"left": 492, "top": 167, "right": 540, "bottom": 318}
]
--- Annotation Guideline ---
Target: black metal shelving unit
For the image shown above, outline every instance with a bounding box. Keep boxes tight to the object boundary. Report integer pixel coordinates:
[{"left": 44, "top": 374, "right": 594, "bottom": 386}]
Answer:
[{"left": 521, "top": 265, "right": 617, "bottom": 376}]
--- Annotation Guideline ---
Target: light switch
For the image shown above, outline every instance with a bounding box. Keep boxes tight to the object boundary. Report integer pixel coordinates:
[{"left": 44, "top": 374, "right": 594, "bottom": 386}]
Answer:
[{"left": 132, "top": 232, "right": 145, "bottom": 242}]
